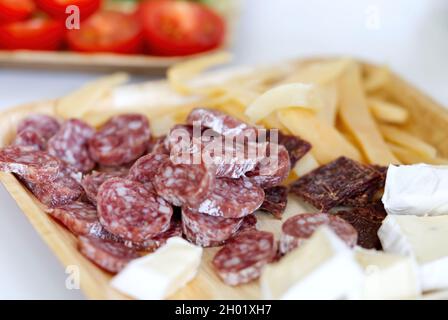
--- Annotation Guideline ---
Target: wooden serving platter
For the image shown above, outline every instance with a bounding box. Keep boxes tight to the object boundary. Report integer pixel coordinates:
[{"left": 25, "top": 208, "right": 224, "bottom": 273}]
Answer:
[{"left": 0, "top": 61, "right": 447, "bottom": 300}]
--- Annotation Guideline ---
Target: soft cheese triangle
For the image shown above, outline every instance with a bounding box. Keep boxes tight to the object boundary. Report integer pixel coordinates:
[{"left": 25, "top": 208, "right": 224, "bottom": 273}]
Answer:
[
  {"left": 111, "top": 237, "right": 203, "bottom": 300},
  {"left": 382, "top": 164, "right": 448, "bottom": 216},
  {"left": 378, "top": 215, "right": 448, "bottom": 291},
  {"left": 260, "top": 226, "right": 364, "bottom": 300},
  {"left": 354, "top": 248, "right": 420, "bottom": 299}
]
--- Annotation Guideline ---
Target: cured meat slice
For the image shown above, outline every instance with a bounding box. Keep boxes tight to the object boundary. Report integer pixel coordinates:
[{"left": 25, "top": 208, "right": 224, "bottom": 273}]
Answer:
[
  {"left": 181, "top": 207, "right": 243, "bottom": 247},
  {"left": 48, "top": 119, "right": 95, "bottom": 173},
  {"left": 81, "top": 170, "right": 128, "bottom": 205},
  {"left": 153, "top": 159, "right": 215, "bottom": 207},
  {"left": 78, "top": 236, "right": 139, "bottom": 273},
  {"left": 280, "top": 213, "right": 358, "bottom": 255},
  {"left": 23, "top": 163, "right": 83, "bottom": 207},
  {"left": 212, "top": 230, "right": 276, "bottom": 286},
  {"left": 128, "top": 153, "right": 169, "bottom": 190},
  {"left": 46, "top": 201, "right": 102, "bottom": 236},
  {"left": 236, "top": 214, "right": 257, "bottom": 234},
  {"left": 274, "top": 131, "right": 312, "bottom": 168},
  {"left": 88, "top": 114, "right": 150, "bottom": 166},
  {"left": 335, "top": 202, "right": 387, "bottom": 249},
  {"left": 260, "top": 186, "right": 288, "bottom": 219},
  {"left": 246, "top": 143, "right": 290, "bottom": 188},
  {"left": 17, "top": 114, "right": 60, "bottom": 140},
  {"left": 13, "top": 129, "right": 47, "bottom": 151},
  {"left": 289, "top": 157, "right": 382, "bottom": 211},
  {"left": 97, "top": 178, "right": 173, "bottom": 242},
  {"left": 187, "top": 108, "right": 258, "bottom": 140},
  {"left": 188, "top": 177, "right": 264, "bottom": 218},
  {"left": 0, "top": 146, "right": 60, "bottom": 183},
  {"left": 148, "top": 136, "right": 169, "bottom": 155}
]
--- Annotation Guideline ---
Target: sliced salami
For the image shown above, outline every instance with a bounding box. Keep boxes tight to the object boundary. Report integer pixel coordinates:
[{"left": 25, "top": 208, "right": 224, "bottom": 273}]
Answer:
[
  {"left": 246, "top": 143, "right": 290, "bottom": 188},
  {"left": 128, "top": 153, "right": 169, "bottom": 190},
  {"left": 188, "top": 177, "right": 264, "bottom": 218},
  {"left": 78, "top": 236, "right": 139, "bottom": 273},
  {"left": 236, "top": 214, "right": 258, "bottom": 233},
  {"left": 17, "top": 114, "right": 60, "bottom": 140},
  {"left": 280, "top": 213, "right": 358, "bottom": 255},
  {"left": 148, "top": 136, "right": 169, "bottom": 155},
  {"left": 47, "top": 119, "right": 95, "bottom": 173},
  {"left": 88, "top": 114, "right": 150, "bottom": 166},
  {"left": 0, "top": 146, "right": 60, "bottom": 183},
  {"left": 13, "top": 129, "right": 47, "bottom": 151},
  {"left": 260, "top": 186, "right": 288, "bottom": 219},
  {"left": 153, "top": 159, "right": 215, "bottom": 207},
  {"left": 97, "top": 178, "right": 173, "bottom": 242},
  {"left": 181, "top": 207, "right": 243, "bottom": 247},
  {"left": 212, "top": 230, "right": 276, "bottom": 286},
  {"left": 81, "top": 170, "right": 128, "bottom": 205}
]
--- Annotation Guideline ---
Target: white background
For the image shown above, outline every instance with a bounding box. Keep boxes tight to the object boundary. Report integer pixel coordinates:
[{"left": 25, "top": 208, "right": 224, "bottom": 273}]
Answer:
[{"left": 0, "top": 0, "right": 447, "bottom": 299}]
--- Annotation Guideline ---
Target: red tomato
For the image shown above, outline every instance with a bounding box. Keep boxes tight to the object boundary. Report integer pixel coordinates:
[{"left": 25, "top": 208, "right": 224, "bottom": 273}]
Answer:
[
  {"left": 0, "top": 0, "right": 35, "bottom": 24},
  {"left": 0, "top": 17, "right": 65, "bottom": 50},
  {"left": 66, "top": 11, "right": 143, "bottom": 54},
  {"left": 138, "top": 0, "right": 226, "bottom": 56},
  {"left": 35, "top": 0, "right": 101, "bottom": 20}
]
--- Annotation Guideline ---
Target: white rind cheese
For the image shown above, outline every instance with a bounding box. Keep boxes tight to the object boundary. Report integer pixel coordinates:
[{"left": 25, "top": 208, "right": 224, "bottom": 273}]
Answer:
[
  {"left": 354, "top": 248, "right": 420, "bottom": 299},
  {"left": 378, "top": 215, "right": 448, "bottom": 291},
  {"left": 260, "top": 226, "right": 364, "bottom": 300},
  {"left": 111, "top": 237, "right": 203, "bottom": 300},
  {"left": 382, "top": 164, "right": 448, "bottom": 216}
]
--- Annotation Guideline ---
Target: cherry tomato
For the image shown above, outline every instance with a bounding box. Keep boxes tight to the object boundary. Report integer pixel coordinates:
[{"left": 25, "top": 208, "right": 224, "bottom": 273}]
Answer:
[
  {"left": 35, "top": 0, "right": 101, "bottom": 20},
  {"left": 0, "top": 17, "right": 65, "bottom": 50},
  {"left": 0, "top": 0, "right": 35, "bottom": 24},
  {"left": 66, "top": 11, "right": 143, "bottom": 54},
  {"left": 138, "top": 0, "right": 226, "bottom": 56}
]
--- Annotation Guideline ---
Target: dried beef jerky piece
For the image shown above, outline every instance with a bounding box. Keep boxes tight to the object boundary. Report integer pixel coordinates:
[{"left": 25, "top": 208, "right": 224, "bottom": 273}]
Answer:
[
  {"left": 268, "top": 130, "right": 312, "bottom": 168},
  {"left": 189, "top": 177, "right": 264, "bottom": 218},
  {"left": 280, "top": 213, "right": 358, "bottom": 255},
  {"left": 246, "top": 143, "right": 291, "bottom": 188},
  {"left": 81, "top": 170, "right": 128, "bottom": 205},
  {"left": 127, "top": 153, "right": 169, "bottom": 190},
  {"left": 48, "top": 119, "right": 95, "bottom": 173},
  {"left": 97, "top": 178, "right": 173, "bottom": 242},
  {"left": 13, "top": 129, "right": 47, "bottom": 151},
  {"left": 0, "top": 146, "right": 60, "bottom": 183},
  {"left": 17, "top": 114, "right": 60, "bottom": 140},
  {"left": 88, "top": 114, "right": 150, "bottom": 166},
  {"left": 289, "top": 157, "right": 381, "bottom": 211},
  {"left": 78, "top": 236, "right": 139, "bottom": 273},
  {"left": 181, "top": 207, "right": 243, "bottom": 247},
  {"left": 153, "top": 159, "right": 215, "bottom": 207},
  {"left": 212, "top": 230, "right": 276, "bottom": 286},
  {"left": 260, "top": 186, "right": 288, "bottom": 219}
]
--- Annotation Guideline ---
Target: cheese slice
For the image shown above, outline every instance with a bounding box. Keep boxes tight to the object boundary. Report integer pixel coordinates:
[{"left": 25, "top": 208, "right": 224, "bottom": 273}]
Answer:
[
  {"left": 354, "top": 248, "right": 420, "bottom": 299},
  {"left": 378, "top": 215, "right": 448, "bottom": 291},
  {"left": 260, "top": 226, "right": 364, "bottom": 300},
  {"left": 111, "top": 237, "right": 203, "bottom": 300},
  {"left": 382, "top": 164, "right": 448, "bottom": 216}
]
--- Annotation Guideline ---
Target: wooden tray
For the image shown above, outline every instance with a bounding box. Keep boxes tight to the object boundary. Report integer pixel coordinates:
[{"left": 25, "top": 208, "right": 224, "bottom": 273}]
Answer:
[{"left": 0, "top": 61, "right": 447, "bottom": 300}]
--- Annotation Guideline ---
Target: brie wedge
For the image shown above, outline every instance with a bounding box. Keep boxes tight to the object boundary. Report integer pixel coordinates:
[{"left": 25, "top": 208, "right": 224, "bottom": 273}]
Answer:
[
  {"left": 382, "top": 164, "right": 448, "bottom": 216},
  {"left": 354, "top": 248, "right": 420, "bottom": 299},
  {"left": 260, "top": 226, "right": 364, "bottom": 300},
  {"left": 378, "top": 215, "right": 448, "bottom": 291},
  {"left": 111, "top": 237, "right": 203, "bottom": 300}
]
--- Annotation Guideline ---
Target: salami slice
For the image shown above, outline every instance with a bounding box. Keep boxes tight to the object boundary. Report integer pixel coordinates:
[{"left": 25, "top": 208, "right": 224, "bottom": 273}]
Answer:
[
  {"left": 188, "top": 177, "right": 264, "bottom": 218},
  {"left": 181, "top": 207, "right": 243, "bottom": 247},
  {"left": 88, "top": 114, "right": 150, "bottom": 166},
  {"left": 81, "top": 170, "right": 128, "bottom": 205},
  {"left": 153, "top": 159, "right": 215, "bottom": 207},
  {"left": 78, "top": 236, "right": 139, "bottom": 273},
  {"left": 148, "top": 136, "right": 169, "bottom": 155},
  {"left": 246, "top": 143, "right": 290, "bottom": 188},
  {"left": 260, "top": 186, "right": 288, "bottom": 219},
  {"left": 212, "top": 230, "right": 276, "bottom": 286},
  {"left": 46, "top": 201, "right": 102, "bottom": 236},
  {"left": 17, "top": 114, "right": 60, "bottom": 140},
  {"left": 280, "top": 213, "right": 358, "bottom": 255},
  {"left": 97, "top": 178, "right": 173, "bottom": 242},
  {"left": 236, "top": 214, "right": 258, "bottom": 233},
  {"left": 13, "top": 129, "right": 47, "bottom": 151},
  {"left": 48, "top": 119, "right": 95, "bottom": 173},
  {"left": 128, "top": 153, "right": 169, "bottom": 190},
  {"left": 0, "top": 146, "right": 60, "bottom": 183}
]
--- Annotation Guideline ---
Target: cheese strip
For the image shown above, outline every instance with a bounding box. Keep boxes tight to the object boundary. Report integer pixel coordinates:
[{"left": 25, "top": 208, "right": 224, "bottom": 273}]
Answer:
[
  {"left": 293, "top": 152, "right": 319, "bottom": 177},
  {"left": 368, "top": 99, "right": 409, "bottom": 124},
  {"left": 278, "top": 109, "right": 362, "bottom": 164},
  {"left": 111, "top": 237, "right": 203, "bottom": 300},
  {"left": 338, "top": 63, "right": 398, "bottom": 165},
  {"left": 363, "top": 65, "right": 391, "bottom": 92},
  {"left": 388, "top": 143, "right": 448, "bottom": 165}
]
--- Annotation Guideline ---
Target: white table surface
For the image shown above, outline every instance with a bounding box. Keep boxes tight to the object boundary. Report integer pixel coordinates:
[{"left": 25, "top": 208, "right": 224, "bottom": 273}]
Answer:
[{"left": 0, "top": 0, "right": 447, "bottom": 299}]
